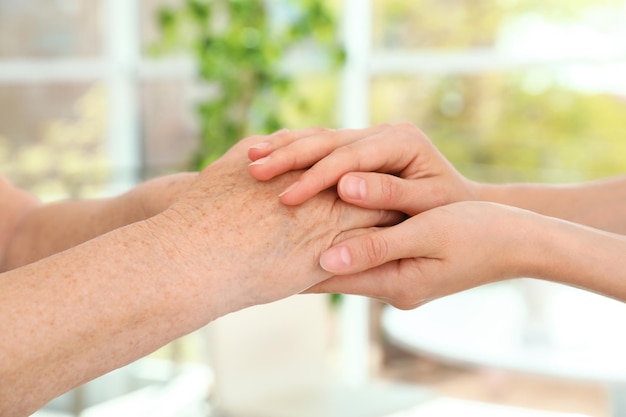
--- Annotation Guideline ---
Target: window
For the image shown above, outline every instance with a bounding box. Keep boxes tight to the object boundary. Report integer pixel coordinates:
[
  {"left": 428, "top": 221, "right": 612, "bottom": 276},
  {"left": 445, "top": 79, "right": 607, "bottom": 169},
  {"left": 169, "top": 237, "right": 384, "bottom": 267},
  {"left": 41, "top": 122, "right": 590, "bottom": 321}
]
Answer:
[
  {"left": 367, "top": 0, "right": 626, "bottom": 182},
  {"left": 0, "top": 1, "right": 205, "bottom": 414},
  {"left": 0, "top": 0, "right": 197, "bottom": 199}
]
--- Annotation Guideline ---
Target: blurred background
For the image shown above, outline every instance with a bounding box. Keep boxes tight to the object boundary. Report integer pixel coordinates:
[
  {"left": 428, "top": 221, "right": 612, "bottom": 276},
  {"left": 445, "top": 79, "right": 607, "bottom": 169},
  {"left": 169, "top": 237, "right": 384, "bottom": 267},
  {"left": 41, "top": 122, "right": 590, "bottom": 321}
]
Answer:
[{"left": 2, "top": 1, "right": 626, "bottom": 416}]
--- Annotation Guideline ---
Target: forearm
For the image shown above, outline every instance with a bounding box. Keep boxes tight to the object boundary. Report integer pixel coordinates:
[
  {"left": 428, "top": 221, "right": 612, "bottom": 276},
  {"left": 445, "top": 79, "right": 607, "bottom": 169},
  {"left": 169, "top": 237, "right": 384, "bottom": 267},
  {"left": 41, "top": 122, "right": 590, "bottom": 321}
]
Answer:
[
  {"left": 0, "top": 216, "right": 221, "bottom": 417},
  {"left": 0, "top": 179, "right": 40, "bottom": 269},
  {"left": 477, "top": 174, "right": 626, "bottom": 234},
  {"left": 2, "top": 172, "right": 197, "bottom": 271},
  {"left": 3, "top": 198, "right": 140, "bottom": 270},
  {"left": 521, "top": 214, "right": 626, "bottom": 301}
]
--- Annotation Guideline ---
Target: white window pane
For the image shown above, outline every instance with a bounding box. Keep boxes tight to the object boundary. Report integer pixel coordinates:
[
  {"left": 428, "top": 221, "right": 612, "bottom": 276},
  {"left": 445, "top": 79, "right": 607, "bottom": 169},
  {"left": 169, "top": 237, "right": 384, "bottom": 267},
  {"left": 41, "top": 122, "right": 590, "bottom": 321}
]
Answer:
[
  {"left": 371, "top": 71, "right": 626, "bottom": 182},
  {"left": 373, "top": 0, "right": 626, "bottom": 51},
  {"left": 140, "top": 79, "right": 198, "bottom": 177},
  {"left": 0, "top": 0, "right": 103, "bottom": 58},
  {"left": 0, "top": 83, "right": 109, "bottom": 197}
]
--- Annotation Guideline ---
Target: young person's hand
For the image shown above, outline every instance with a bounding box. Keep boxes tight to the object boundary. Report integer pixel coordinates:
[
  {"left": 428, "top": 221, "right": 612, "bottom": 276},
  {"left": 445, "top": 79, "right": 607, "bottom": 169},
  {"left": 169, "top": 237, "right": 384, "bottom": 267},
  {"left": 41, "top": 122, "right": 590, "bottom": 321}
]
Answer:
[
  {"left": 306, "top": 198, "right": 626, "bottom": 309},
  {"left": 248, "top": 123, "right": 478, "bottom": 215},
  {"left": 306, "top": 201, "right": 542, "bottom": 309}
]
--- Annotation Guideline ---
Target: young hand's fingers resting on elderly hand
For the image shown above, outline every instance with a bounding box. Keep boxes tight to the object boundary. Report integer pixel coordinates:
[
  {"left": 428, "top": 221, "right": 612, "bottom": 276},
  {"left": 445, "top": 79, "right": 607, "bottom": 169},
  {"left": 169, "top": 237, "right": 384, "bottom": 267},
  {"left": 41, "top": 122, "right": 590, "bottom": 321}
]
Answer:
[
  {"left": 249, "top": 123, "right": 432, "bottom": 206},
  {"left": 247, "top": 126, "right": 330, "bottom": 163},
  {"left": 337, "top": 172, "right": 468, "bottom": 216},
  {"left": 248, "top": 124, "right": 392, "bottom": 182}
]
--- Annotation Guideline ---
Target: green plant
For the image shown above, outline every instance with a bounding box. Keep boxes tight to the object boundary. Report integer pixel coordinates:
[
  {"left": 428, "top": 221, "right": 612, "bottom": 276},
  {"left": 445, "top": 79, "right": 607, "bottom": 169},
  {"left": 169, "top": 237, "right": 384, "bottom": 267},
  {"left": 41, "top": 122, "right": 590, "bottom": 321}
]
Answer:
[{"left": 153, "top": 0, "right": 343, "bottom": 169}]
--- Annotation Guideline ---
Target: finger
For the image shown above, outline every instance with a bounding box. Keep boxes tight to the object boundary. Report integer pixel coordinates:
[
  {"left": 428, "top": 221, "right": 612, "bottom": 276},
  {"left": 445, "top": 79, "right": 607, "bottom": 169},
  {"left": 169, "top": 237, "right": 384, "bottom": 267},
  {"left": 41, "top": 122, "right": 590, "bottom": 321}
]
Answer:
[
  {"left": 304, "top": 259, "right": 432, "bottom": 310},
  {"left": 248, "top": 124, "right": 392, "bottom": 182},
  {"left": 335, "top": 205, "right": 405, "bottom": 232},
  {"left": 277, "top": 125, "right": 428, "bottom": 206},
  {"left": 338, "top": 173, "right": 415, "bottom": 214},
  {"left": 305, "top": 264, "right": 399, "bottom": 299},
  {"left": 247, "top": 126, "right": 330, "bottom": 162},
  {"left": 320, "top": 216, "right": 437, "bottom": 275},
  {"left": 338, "top": 173, "right": 453, "bottom": 216}
]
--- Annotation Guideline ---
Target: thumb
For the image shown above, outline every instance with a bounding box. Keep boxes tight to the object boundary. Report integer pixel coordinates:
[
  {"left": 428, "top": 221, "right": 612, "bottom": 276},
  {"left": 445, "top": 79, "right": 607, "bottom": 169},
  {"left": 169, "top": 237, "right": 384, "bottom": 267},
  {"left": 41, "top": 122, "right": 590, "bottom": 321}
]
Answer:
[
  {"left": 338, "top": 173, "right": 420, "bottom": 215},
  {"left": 320, "top": 223, "right": 417, "bottom": 275}
]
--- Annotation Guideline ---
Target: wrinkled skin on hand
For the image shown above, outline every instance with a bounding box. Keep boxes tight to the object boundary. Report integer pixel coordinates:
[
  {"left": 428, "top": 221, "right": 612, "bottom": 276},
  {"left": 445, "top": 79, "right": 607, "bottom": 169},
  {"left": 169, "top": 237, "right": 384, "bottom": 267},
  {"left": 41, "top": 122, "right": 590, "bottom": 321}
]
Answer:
[{"left": 152, "top": 137, "right": 393, "bottom": 317}]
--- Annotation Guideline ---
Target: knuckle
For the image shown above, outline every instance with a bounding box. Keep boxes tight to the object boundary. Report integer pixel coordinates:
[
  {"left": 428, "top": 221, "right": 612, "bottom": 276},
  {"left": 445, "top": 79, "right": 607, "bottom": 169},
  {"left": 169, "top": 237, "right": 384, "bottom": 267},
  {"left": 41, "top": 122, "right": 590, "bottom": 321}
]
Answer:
[
  {"left": 394, "top": 122, "right": 427, "bottom": 142},
  {"left": 379, "top": 175, "right": 402, "bottom": 204},
  {"left": 270, "top": 146, "right": 300, "bottom": 170},
  {"left": 395, "top": 121, "right": 416, "bottom": 130},
  {"left": 389, "top": 282, "right": 415, "bottom": 309},
  {"left": 360, "top": 234, "right": 389, "bottom": 266},
  {"left": 389, "top": 289, "right": 419, "bottom": 310},
  {"left": 389, "top": 261, "right": 432, "bottom": 310},
  {"left": 332, "top": 142, "right": 358, "bottom": 161},
  {"left": 322, "top": 128, "right": 343, "bottom": 146},
  {"left": 392, "top": 299, "right": 426, "bottom": 310},
  {"left": 307, "top": 126, "right": 333, "bottom": 141},
  {"left": 298, "top": 165, "right": 331, "bottom": 192},
  {"left": 429, "top": 182, "right": 448, "bottom": 206}
]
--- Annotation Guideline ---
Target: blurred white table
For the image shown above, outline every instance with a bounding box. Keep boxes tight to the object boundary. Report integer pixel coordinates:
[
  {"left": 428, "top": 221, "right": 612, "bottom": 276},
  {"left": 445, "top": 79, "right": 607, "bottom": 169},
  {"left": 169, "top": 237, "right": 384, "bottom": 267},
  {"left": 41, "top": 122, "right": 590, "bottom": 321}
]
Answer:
[
  {"left": 382, "top": 280, "right": 626, "bottom": 416},
  {"left": 387, "top": 397, "right": 592, "bottom": 417}
]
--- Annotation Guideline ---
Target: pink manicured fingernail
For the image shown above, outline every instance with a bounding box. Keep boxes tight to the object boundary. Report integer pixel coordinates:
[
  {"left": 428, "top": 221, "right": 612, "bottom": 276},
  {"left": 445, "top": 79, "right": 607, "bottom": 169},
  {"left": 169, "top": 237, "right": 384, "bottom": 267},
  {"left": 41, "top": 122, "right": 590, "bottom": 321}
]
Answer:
[
  {"left": 249, "top": 141, "right": 270, "bottom": 151},
  {"left": 278, "top": 181, "right": 299, "bottom": 197},
  {"left": 249, "top": 156, "right": 270, "bottom": 166},
  {"left": 342, "top": 175, "right": 367, "bottom": 200},
  {"left": 320, "top": 246, "right": 352, "bottom": 272}
]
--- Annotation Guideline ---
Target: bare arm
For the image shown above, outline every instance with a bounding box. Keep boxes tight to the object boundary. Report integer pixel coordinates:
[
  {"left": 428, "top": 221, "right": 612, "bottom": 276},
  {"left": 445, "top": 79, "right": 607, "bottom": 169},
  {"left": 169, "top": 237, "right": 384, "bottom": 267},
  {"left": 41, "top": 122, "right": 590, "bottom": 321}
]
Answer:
[
  {"left": 477, "top": 175, "right": 626, "bottom": 234},
  {"left": 0, "top": 220, "right": 200, "bottom": 416},
  {"left": 1, "top": 173, "right": 196, "bottom": 271},
  {"left": 0, "top": 137, "right": 389, "bottom": 417},
  {"left": 0, "top": 177, "right": 41, "bottom": 269}
]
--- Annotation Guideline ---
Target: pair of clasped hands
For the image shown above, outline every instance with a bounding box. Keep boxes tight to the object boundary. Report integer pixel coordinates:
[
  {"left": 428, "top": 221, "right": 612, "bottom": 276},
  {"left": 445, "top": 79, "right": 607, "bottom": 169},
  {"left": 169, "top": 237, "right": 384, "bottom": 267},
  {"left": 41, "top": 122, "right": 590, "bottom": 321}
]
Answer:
[{"left": 245, "top": 123, "right": 540, "bottom": 309}]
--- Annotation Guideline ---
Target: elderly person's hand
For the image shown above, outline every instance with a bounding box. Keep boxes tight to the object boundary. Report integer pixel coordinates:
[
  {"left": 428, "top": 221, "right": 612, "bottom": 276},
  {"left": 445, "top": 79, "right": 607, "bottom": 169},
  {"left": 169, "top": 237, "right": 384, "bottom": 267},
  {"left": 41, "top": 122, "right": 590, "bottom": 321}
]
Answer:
[
  {"left": 1, "top": 135, "right": 396, "bottom": 417},
  {"left": 153, "top": 136, "right": 397, "bottom": 314}
]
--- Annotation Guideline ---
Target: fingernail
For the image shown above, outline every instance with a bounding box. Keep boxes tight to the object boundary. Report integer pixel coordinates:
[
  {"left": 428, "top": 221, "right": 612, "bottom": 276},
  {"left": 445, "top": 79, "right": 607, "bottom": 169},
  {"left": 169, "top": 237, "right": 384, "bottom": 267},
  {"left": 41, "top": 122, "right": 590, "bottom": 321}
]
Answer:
[
  {"left": 342, "top": 175, "right": 367, "bottom": 200},
  {"left": 249, "top": 141, "right": 270, "bottom": 151},
  {"left": 249, "top": 156, "right": 270, "bottom": 166},
  {"left": 279, "top": 181, "right": 299, "bottom": 197},
  {"left": 320, "top": 246, "right": 352, "bottom": 272}
]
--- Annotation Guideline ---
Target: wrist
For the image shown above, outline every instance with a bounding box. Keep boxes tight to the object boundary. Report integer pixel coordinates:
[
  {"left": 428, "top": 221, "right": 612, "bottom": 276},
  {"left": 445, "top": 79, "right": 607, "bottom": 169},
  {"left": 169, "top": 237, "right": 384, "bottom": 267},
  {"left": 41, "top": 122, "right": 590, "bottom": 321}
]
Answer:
[
  {"left": 0, "top": 185, "right": 41, "bottom": 271},
  {"left": 514, "top": 214, "right": 617, "bottom": 290},
  {"left": 128, "top": 173, "right": 198, "bottom": 221},
  {"left": 474, "top": 181, "right": 506, "bottom": 203},
  {"left": 139, "top": 208, "right": 233, "bottom": 321},
  {"left": 487, "top": 207, "right": 551, "bottom": 281},
  {"left": 512, "top": 213, "right": 563, "bottom": 281}
]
